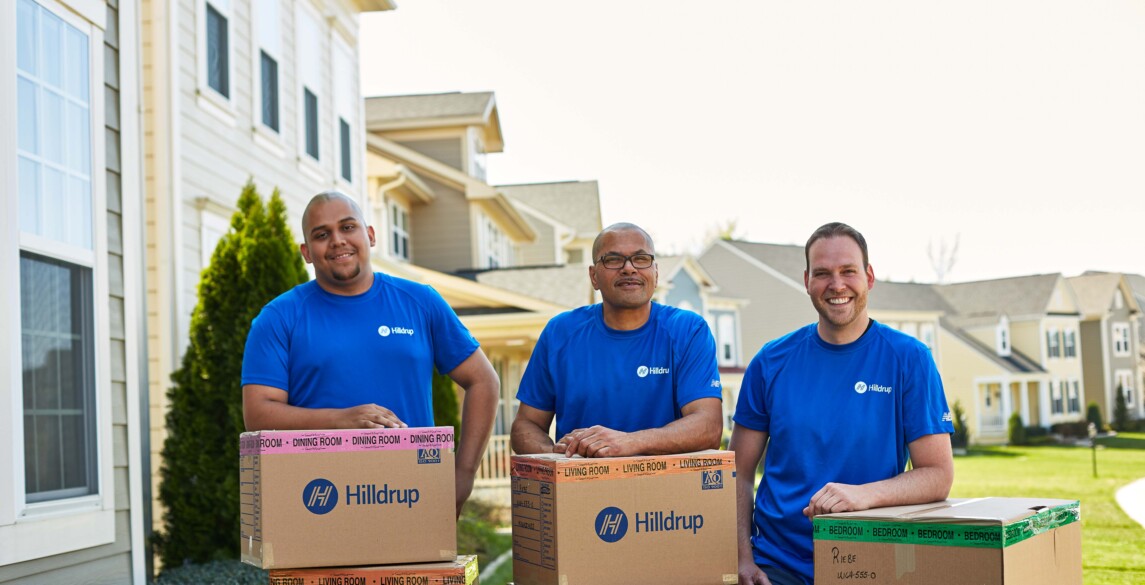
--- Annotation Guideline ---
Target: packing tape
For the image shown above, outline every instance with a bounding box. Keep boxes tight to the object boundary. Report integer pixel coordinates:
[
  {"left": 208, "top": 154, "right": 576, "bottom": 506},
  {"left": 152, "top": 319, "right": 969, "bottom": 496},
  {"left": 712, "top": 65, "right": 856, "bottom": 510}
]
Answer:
[{"left": 894, "top": 543, "right": 915, "bottom": 579}]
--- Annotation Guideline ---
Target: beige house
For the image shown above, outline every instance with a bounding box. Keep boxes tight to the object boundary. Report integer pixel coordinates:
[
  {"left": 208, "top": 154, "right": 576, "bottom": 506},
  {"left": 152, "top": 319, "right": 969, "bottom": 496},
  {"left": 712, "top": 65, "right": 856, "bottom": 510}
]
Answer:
[
  {"left": 2, "top": 0, "right": 150, "bottom": 581},
  {"left": 1068, "top": 273, "right": 1142, "bottom": 423}
]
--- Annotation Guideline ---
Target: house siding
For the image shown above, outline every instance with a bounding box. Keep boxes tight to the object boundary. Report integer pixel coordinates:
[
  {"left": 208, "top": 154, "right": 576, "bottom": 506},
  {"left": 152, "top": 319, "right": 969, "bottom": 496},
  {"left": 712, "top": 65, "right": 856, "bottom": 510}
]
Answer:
[
  {"left": 410, "top": 177, "right": 473, "bottom": 272},
  {"left": 516, "top": 211, "right": 558, "bottom": 266},
  {"left": 665, "top": 272, "right": 703, "bottom": 312},
  {"left": 1079, "top": 320, "right": 1105, "bottom": 419},
  {"left": 399, "top": 137, "right": 463, "bottom": 171},
  {"left": 143, "top": 0, "right": 370, "bottom": 538},
  {"left": 698, "top": 243, "right": 815, "bottom": 359},
  {"left": 936, "top": 328, "right": 1008, "bottom": 443}
]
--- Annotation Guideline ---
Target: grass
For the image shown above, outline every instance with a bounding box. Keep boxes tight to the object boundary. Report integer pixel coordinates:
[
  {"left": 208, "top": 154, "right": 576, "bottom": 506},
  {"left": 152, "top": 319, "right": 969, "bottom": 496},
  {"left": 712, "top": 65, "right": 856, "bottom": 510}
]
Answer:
[{"left": 951, "top": 433, "right": 1145, "bottom": 585}]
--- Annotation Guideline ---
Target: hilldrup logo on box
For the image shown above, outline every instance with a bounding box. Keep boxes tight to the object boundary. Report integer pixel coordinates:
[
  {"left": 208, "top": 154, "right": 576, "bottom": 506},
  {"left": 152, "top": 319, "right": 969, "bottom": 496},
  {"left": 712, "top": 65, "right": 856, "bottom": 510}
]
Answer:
[
  {"left": 302, "top": 479, "right": 339, "bottom": 515},
  {"left": 594, "top": 505, "right": 705, "bottom": 543},
  {"left": 302, "top": 478, "right": 421, "bottom": 514}
]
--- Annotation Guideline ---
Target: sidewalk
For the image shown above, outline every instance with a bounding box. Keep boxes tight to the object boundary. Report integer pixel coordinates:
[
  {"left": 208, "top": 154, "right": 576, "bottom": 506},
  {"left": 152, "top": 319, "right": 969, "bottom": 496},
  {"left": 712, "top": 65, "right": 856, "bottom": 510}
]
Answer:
[{"left": 1116, "top": 477, "right": 1145, "bottom": 529}]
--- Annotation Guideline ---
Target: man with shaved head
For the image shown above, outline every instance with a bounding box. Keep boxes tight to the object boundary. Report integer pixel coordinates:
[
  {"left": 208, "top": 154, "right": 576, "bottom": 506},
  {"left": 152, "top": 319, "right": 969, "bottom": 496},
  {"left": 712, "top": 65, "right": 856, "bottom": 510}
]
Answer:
[
  {"left": 510, "top": 222, "right": 723, "bottom": 458},
  {"left": 241, "top": 191, "right": 499, "bottom": 515}
]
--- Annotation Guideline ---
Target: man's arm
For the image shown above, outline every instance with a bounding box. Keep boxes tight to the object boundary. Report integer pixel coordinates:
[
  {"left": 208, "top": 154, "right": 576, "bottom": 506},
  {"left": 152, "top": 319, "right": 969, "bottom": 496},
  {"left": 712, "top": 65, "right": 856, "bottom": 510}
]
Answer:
[
  {"left": 447, "top": 349, "right": 500, "bottom": 518},
  {"left": 558, "top": 397, "right": 723, "bottom": 457},
  {"left": 729, "top": 425, "right": 772, "bottom": 585},
  {"left": 803, "top": 432, "right": 954, "bottom": 518},
  {"left": 243, "top": 384, "right": 407, "bottom": 431},
  {"left": 511, "top": 404, "right": 558, "bottom": 454}
]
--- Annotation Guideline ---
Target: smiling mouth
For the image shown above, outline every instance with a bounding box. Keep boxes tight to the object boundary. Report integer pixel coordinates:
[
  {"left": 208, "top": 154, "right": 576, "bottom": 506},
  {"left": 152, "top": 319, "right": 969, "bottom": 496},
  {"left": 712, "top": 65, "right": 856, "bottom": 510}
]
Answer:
[{"left": 827, "top": 297, "right": 850, "bottom": 305}]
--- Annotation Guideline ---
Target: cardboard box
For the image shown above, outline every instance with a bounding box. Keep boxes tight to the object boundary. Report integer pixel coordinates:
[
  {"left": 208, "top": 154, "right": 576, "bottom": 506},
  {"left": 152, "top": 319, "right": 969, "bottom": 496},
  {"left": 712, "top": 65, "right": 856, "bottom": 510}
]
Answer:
[
  {"left": 240, "top": 427, "right": 457, "bottom": 569},
  {"left": 511, "top": 450, "right": 738, "bottom": 585},
  {"left": 813, "top": 497, "right": 1081, "bottom": 585},
  {"left": 268, "top": 554, "right": 479, "bottom": 584}
]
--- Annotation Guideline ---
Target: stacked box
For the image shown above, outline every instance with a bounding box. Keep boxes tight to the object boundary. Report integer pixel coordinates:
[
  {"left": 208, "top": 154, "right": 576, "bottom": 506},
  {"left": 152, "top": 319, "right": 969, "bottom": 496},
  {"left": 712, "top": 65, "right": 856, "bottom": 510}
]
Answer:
[
  {"left": 813, "top": 497, "right": 1081, "bottom": 585},
  {"left": 511, "top": 450, "right": 738, "bottom": 585},
  {"left": 268, "top": 554, "right": 480, "bottom": 584},
  {"left": 240, "top": 427, "right": 457, "bottom": 569}
]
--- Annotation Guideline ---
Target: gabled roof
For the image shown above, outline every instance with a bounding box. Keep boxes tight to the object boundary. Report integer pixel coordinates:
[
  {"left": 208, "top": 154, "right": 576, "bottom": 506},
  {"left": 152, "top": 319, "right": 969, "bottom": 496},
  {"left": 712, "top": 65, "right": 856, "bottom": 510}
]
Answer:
[
  {"left": 657, "top": 254, "right": 718, "bottom": 291},
  {"left": 498, "top": 181, "right": 602, "bottom": 237},
  {"left": 940, "top": 317, "right": 1047, "bottom": 374},
  {"left": 870, "top": 281, "right": 955, "bottom": 313},
  {"left": 1067, "top": 273, "right": 1140, "bottom": 319},
  {"left": 933, "top": 274, "right": 1065, "bottom": 320},
  {"left": 724, "top": 240, "right": 806, "bottom": 284},
  {"left": 364, "top": 92, "right": 504, "bottom": 152},
  {"left": 467, "top": 265, "right": 595, "bottom": 309}
]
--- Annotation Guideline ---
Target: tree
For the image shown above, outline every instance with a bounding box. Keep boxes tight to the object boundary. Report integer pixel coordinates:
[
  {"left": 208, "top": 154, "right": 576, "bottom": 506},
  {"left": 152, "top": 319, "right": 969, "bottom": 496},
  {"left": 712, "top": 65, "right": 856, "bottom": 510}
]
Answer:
[
  {"left": 1113, "top": 384, "right": 1131, "bottom": 432},
  {"left": 154, "top": 182, "right": 307, "bottom": 567},
  {"left": 927, "top": 233, "right": 960, "bottom": 284},
  {"left": 1086, "top": 401, "right": 1104, "bottom": 432},
  {"left": 432, "top": 368, "right": 461, "bottom": 430}
]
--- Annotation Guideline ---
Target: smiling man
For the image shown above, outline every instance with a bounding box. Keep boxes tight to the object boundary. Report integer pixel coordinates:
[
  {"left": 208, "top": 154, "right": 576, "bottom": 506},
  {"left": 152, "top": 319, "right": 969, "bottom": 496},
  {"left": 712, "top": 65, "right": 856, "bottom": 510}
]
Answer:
[
  {"left": 510, "top": 222, "right": 723, "bottom": 458},
  {"left": 730, "top": 222, "right": 955, "bottom": 585},
  {"left": 241, "top": 191, "right": 499, "bottom": 516}
]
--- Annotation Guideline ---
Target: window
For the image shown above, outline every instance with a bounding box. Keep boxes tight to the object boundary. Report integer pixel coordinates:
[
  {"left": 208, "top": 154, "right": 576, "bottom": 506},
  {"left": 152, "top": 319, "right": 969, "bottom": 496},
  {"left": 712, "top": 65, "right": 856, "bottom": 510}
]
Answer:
[
  {"left": 1112, "top": 323, "right": 1131, "bottom": 357},
  {"left": 996, "top": 320, "right": 1011, "bottom": 356},
  {"left": 255, "top": 0, "right": 280, "bottom": 133},
  {"left": 1046, "top": 328, "right": 1061, "bottom": 359},
  {"left": 900, "top": 322, "right": 919, "bottom": 340},
  {"left": 332, "top": 35, "right": 356, "bottom": 185},
  {"left": 1050, "top": 381, "right": 1063, "bottom": 415},
  {"left": 919, "top": 323, "right": 936, "bottom": 350},
  {"left": 1067, "top": 380, "right": 1080, "bottom": 415},
  {"left": 478, "top": 212, "right": 509, "bottom": 269},
  {"left": 1063, "top": 329, "right": 1077, "bottom": 358},
  {"left": 339, "top": 118, "right": 351, "bottom": 182},
  {"left": 388, "top": 200, "right": 409, "bottom": 261},
  {"left": 1116, "top": 370, "right": 1134, "bottom": 408},
  {"left": 8, "top": 0, "right": 114, "bottom": 561},
  {"left": 205, "top": 0, "right": 230, "bottom": 98},
  {"left": 296, "top": 2, "right": 321, "bottom": 163},
  {"left": 717, "top": 314, "right": 737, "bottom": 367}
]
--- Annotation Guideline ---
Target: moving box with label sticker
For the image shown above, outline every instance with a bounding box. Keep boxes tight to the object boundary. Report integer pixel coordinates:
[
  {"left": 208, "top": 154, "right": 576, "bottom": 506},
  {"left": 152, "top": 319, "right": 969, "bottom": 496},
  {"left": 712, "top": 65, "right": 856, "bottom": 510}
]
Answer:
[
  {"left": 813, "top": 497, "right": 1081, "bottom": 585},
  {"left": 240, "top": 427, "right": 456, "bottom": 569},
  {"left": 268, "top": 554, "right": 479, "bottom": 584},
  {"left": 511, "top": 450, "right": 737, "bottom": 585}
]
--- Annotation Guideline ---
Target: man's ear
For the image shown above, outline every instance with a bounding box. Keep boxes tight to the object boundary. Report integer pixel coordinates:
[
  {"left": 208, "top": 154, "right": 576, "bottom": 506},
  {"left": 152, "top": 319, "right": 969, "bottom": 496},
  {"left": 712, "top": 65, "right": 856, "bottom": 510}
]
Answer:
[
  {"left": 589, "top": 264, "right": 601, "bottom": 291},
  {"left": 367, "top": 225, "right": 376, "bottom": 247},
  {"left": 300, "top": 242, "right": 313, "bottom": 264}
]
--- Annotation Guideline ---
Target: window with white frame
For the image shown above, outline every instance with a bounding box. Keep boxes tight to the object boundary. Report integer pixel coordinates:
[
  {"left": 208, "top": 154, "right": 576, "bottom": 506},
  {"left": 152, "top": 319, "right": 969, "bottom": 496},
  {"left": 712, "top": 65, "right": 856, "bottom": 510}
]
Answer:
[
  {"left": 1113, "top": 323, "right": 1131, "bottom": 357},
  {"left": 388, "top": 200, "right": 409, "bottom": 261},
  {"left": 296, "top": 3, "right": 321, "bottom": 162},
  {"left": 1116, "top": 370, "right": 1134, "bottom": 407},
  {"left": 478, "top": 212, "right": 509, "bottom": 268},
  {"left": 9, "top": 0, "right": 114, "bottom": 559},
  {"left": 1063, "top": 329, "right": 1077, "bottom": 358},
  {"left": 1046, "top": 328, "right": 1061, "bottom": 359},
  {"left": 1067, "top": 380, "right": 1080, "bottom": 414},
  {"left": 996, "top": 320, "right": 1011, "bottom": 356},
  {"left": 254, "top": 0, "right": 280, "bottom": 133},
  {"left": 900, "top": 322, "right": 919, "bottom": 340},
  {"left": 919, "top": 322, "right": 936, "bottom": 350},
  {"left": 203, "top": 0, "right": 231, "bottom": 99},
  {"left": 717, "top": 314, "right": 737, "bottom": 367},
  {"left": 1050, "top": 381, "right": 1063, "bottom": 415},
  {"left": 332, "top": 35, "right": 355, "bottom": 184}
]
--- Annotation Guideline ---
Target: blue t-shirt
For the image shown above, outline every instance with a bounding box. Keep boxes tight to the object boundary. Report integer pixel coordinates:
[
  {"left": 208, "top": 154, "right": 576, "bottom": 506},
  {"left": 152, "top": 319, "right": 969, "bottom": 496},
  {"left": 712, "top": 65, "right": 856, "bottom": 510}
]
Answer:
[
  {"left": 242, "top": 273, "right": 480, "bottom": 428},
  {"left": 517, "top": 302, "right": 722, "bottom": 439},
  {"left": 734, "top": 321, "right": 953, "bottom": 584}
]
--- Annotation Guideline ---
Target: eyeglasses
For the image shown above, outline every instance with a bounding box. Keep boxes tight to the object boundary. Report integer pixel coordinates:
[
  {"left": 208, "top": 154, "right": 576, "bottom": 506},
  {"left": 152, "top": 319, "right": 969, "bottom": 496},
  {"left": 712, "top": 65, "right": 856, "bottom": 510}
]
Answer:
[{"left": 596, "top": 253, "right": 655, "bottom": 270}]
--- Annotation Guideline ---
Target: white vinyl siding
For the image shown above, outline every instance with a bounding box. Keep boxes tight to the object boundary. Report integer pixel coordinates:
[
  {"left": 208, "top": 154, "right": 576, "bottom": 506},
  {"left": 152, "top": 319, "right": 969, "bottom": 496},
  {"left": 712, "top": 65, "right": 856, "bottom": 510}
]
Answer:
[{"left": 332, "top": 35, "right": 355, "bottom": 185}]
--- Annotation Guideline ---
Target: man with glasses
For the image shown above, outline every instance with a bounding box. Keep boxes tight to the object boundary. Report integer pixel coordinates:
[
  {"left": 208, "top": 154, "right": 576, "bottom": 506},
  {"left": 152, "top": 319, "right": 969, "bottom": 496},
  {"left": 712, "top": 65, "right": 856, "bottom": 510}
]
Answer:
[{"left": 510, "top": 223, "right": 723, "bottom": 457}]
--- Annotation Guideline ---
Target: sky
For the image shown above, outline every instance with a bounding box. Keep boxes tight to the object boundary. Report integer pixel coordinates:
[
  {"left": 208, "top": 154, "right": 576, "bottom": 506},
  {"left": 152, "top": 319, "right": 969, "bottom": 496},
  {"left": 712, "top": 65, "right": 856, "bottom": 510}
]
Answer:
[{"left": 360, "top": 1, "right": 1145, "bottom": 284}]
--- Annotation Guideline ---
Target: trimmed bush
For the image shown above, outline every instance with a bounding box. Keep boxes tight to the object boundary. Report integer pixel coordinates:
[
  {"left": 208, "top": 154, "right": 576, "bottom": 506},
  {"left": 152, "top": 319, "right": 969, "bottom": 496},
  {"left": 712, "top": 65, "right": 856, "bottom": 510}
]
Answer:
[
  {"left": 433, "top": 368, "right": 461, "bottom": 430},
  {"left": 950, "top": 400, "right": 970, "bottom": 450},
  {"left": 154, "top": 182, "right": 307, "bottom": 567},
  {"left": 1007, "top": 412, "right": 1027, "bottom": 446},
  {"left": 1113, "top": 385, "right": 1131, "bottom": 432},
  {"left": 1086, "top": 401, "right": 1104, "bottom": 432}
]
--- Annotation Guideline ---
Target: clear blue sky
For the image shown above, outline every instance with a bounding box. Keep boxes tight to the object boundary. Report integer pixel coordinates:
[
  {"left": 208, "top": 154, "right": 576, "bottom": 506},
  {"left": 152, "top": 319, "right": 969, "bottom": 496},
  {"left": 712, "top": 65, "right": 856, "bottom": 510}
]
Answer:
[{"left": 361, "top": 1, "right": 1145, "bottom": 283}]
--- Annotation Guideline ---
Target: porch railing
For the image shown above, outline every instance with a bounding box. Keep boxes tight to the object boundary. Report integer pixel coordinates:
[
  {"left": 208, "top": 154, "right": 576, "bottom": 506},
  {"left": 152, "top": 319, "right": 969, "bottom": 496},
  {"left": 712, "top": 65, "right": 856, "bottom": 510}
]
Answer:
[{"left": 475, "top": 433, "right": 512, "bottom": 487}]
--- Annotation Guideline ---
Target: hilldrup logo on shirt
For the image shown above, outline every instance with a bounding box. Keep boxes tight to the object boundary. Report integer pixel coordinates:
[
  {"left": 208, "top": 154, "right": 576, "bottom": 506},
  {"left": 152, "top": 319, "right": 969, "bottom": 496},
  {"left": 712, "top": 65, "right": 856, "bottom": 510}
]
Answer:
[
  {"left": 636, "top": 365, "right": 670, "bottom": 378},
  {"left": 377, "top": 324, "right": 415, "bottom": 338},
  {"left": 855, "top": 381, "right": 893, "bottom": 395}
]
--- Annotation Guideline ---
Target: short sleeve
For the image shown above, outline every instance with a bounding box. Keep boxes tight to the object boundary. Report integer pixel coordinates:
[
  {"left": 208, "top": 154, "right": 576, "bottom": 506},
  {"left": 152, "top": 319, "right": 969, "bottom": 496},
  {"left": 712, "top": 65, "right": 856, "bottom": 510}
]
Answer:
[{"left": 733, "top": 351, "right": 771, "bottom": 432}]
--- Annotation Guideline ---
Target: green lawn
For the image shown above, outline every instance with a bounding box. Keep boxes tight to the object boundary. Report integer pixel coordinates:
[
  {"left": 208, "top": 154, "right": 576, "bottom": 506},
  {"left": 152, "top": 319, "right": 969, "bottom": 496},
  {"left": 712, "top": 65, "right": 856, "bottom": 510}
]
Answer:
[{"left": 951, "top": 433, "right": 1145, "bottom": 585}]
